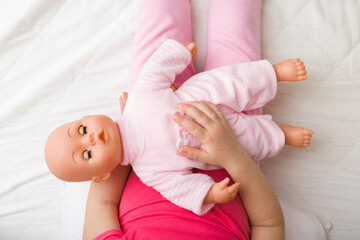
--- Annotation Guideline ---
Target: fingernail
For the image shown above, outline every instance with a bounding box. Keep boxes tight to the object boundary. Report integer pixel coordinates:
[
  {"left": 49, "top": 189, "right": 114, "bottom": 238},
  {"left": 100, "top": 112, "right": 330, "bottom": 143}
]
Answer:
[
  {"left": 172, "top": 113, "right": 179, "bottom": 120},
  {"left": 177, "top": 103, "right": 184, "bottom": 109},
  {"left": 177, "top": 148, "right": 185, "bottom": 154}
]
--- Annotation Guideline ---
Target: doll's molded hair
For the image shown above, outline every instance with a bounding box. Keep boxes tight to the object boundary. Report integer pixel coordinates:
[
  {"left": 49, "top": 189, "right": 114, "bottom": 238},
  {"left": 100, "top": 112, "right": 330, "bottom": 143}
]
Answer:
[
  {"left": 44, "top": 126, "right": 92, "bottom": 182},
  {"left": 44, "top": 128, "right": 73, "bottom": 181}
]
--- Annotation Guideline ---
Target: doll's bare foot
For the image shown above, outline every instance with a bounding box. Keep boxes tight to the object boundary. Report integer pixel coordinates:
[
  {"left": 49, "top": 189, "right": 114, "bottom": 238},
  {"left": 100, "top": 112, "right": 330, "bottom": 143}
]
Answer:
[
  {"left": 273, "top": 58, "right": 307, "bottom": 82},
  {"left": 184, "top": 42, "right": 197, "bottom": 59},
  {"left": 279, "top": 124, "right": 313, "bottom": 148}
]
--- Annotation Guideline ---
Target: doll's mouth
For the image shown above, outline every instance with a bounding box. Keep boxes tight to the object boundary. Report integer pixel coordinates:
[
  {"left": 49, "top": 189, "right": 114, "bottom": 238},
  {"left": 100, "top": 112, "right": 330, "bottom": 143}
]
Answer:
[
  {"left": 98, "top": 130, "right": 108, "bottom": 144},
  {"left": 104, "top": 131, "right": 108, "bottom": 144},
  {"left": 103, "top": 130, "right": 108, "bottom": 144}
]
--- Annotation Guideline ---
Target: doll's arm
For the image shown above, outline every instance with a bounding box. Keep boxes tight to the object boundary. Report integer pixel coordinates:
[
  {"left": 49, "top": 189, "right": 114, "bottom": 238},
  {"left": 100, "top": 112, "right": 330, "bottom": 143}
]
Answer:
[
  {"left": 204, "top": 177, "right": 240, "bottom": 204},
  {"left": 173, "top": 101, "right": 285, "bottom": 240},
  {"left": 133, "top": 39, "right": 192, "bottom": 92},
  {"left": 139, "top": 170, "right": 235, "bottom": 215},
  {"left": 83, "top": 165, "right": 131, "bottom": 240}
]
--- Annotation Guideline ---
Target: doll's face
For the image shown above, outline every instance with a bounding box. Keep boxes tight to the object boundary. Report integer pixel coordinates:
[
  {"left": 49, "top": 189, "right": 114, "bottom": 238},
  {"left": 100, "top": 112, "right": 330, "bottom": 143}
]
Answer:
[{"left": 44, "top": 115, "right": 123, "bottom": 182}]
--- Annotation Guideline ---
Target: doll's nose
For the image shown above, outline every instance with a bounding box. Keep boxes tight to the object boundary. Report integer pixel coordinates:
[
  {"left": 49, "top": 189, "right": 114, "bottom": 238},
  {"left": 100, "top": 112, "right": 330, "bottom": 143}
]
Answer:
[{"left": 88, "top": 133, "right": 96, "bottom": 146}]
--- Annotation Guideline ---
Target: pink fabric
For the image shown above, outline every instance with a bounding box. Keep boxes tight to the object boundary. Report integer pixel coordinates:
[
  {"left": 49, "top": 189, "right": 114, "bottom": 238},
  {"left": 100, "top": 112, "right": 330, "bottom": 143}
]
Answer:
[
  {"left": 94, "top": 230, "right": 123, "bottom": 240},
  {"left": 128, "top": 0, "right": 195, "bottom": 90},
  {"left": 118, "top": 39, "right": 284, "bottom": 214},
  {"left": 94, "top": 170, "right": 250, "bottom": 240},
  {"left": 205, "top": 0, "right": 263, "bottom": 116},
  {"left": 95, "top": 0, "right": 263, "bottom": 238},
  {"left": 204, "top": 0, "right": 262, "bottom": 69}
]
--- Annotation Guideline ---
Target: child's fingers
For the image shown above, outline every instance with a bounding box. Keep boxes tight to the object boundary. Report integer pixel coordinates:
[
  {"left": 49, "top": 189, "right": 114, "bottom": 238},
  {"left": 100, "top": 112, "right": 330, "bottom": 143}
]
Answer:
[
  {"left": 177, "top": 146, "right": 210, "bottom": 163},
  {"left": 177, "top": 103, "right": 213, "bottom": 130},
  {"left": 172, "top": 111, "right": 206, "bottom": 141},
  {"left": 202, "top": 101, "right": 225, "bottom": 120},
  {"left": 188, "top": 101, "right": 219, "bottom": 123}
]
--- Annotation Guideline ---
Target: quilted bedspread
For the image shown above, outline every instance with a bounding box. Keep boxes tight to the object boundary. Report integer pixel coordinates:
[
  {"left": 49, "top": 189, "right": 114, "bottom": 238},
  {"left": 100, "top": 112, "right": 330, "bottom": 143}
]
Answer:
[{"left": 0, "top": 0, "right": 359, "bottom": 239}]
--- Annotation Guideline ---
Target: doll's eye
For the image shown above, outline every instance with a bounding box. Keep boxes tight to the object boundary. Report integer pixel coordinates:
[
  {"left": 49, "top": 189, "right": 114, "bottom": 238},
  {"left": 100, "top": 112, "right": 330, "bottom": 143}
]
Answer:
[
  {"left": 78, "top": 125, "right": 87, "bottom": 135},
  {"left": 82, "top": 150, "right": 92, "bottom": 160}
]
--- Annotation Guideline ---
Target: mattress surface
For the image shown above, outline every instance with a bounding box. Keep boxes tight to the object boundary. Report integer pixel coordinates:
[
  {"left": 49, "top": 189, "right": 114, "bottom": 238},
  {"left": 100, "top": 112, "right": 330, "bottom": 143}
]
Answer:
[{"left": 0, "top": 0, "right": 359, "bottom": 239}]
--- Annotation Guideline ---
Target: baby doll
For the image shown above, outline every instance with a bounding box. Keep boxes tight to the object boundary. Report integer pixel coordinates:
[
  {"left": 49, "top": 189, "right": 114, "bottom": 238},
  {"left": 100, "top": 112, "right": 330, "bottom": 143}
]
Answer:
[{"left": 45, "top": 39, "right": 312, "bottom": 215}]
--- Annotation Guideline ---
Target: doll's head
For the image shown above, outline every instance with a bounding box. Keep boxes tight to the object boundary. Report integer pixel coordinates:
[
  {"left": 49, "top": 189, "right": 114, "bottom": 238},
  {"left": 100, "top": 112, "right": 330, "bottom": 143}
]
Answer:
[{"left": 44, "top": 115, "right": 123, "bottom": 182}]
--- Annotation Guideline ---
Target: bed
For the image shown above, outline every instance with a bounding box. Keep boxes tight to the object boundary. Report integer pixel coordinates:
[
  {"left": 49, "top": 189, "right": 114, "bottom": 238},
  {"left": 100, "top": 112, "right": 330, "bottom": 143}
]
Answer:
[{"left": 0, "top": 0, "right": 358, "bottom": 239}]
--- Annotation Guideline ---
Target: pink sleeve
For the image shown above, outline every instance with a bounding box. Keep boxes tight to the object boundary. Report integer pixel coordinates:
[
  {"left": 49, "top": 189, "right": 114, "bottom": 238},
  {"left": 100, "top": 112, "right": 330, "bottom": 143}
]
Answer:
[
  {"left": 176, "top": 60, "right": 277, "bottom": 112},
  {"left": 139, "top": 170, "right": 215, "bottom": 215},
  {"left": 133, "top": 39, "right": 192, "bottom": 92},
  {"left": 93, "top": 229, "right": 124, "bottom": 240}
]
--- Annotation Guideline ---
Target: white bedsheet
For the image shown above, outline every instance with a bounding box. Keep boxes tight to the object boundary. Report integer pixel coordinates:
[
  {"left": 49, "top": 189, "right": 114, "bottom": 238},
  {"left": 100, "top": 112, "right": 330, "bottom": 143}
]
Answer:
[{"left": 0, "top": 0, "right": 358, "bottom": 239}]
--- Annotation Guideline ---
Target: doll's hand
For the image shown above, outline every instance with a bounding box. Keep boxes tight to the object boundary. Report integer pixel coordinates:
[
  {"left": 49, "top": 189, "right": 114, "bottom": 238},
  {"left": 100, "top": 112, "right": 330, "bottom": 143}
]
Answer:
[
  {"left": 119, "top": 91, "right": 128, "bottom": 114},
  {"left": 204, "top": 178, "right": 240, "bottom": 204},
  {"left": 170, "top": 84, "right": 178, "bottom": 92},
  {"left": 172, "top": 101, "right": 245, "bottom": 170},
  {"left": 184, "top": 42, "right": 197, "bottom": 59}
]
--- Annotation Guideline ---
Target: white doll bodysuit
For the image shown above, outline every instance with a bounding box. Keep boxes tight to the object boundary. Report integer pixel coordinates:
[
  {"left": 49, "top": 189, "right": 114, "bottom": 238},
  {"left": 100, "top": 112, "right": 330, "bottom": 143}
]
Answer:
[{"left": 118, "top": 39, "right": 285, "bottom": 215}]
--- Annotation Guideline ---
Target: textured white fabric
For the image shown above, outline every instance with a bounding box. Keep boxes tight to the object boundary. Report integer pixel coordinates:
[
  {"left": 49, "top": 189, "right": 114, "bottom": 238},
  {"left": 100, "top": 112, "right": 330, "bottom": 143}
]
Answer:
[{"left": 0, "top": 0, "right": 358, "bottom": 239}]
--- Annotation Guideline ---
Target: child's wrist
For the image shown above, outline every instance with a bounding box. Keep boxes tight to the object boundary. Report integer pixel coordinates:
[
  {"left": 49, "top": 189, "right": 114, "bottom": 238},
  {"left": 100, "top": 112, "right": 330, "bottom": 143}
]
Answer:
[
  {"left": 223, "top": 150, "right": 252, "bottom": 175},
  {"left": 223, "top": 156, "right": 241, "bottom": 173}
]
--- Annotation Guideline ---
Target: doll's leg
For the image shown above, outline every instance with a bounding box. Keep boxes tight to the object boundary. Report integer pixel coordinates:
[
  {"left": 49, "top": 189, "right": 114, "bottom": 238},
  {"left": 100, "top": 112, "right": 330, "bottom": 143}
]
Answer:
[
  {"left": 204, "top": 0, "right": 262, "bottom": 70},
  {"left": 226, "top": 113, "right": 285, "bottom": 165},
  {"left": 226, "top": 113, "right": 313, "bottom": 165},
  {"left": 128, "top": 0, "right": 196, "bottom": 90},
  {"left": 177, "top": 60, "right": 277, "bottom": 112}
]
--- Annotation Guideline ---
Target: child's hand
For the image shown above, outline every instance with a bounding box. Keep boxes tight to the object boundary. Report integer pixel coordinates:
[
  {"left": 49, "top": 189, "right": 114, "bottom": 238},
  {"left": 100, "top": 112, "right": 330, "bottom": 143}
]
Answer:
[
  {"left": 172, "top": 101, "right": 245, "bottom": 170},
  {"left": 204, "top": 178, "right": 240, "bottom": 204},
  {"left": 119, "top": 91, "right": 128, "bottom": 114},
  {"left": 184, "top": 42, "right": 197, "bottom": 59}
]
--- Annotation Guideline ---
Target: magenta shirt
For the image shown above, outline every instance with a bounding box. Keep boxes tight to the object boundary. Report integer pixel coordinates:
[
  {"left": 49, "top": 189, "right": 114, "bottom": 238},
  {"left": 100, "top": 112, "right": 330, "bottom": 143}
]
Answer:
[{"left": 94, "top": 169, "right": 250, "bottom": 240}]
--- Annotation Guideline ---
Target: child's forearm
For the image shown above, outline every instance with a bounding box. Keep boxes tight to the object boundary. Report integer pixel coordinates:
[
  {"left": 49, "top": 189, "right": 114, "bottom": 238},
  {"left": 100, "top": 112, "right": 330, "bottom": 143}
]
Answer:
[
  {"left": 172, "top": 101, "right": 284, "bottom": 239},
  {"left": 83, "top": 197, "right": 121, "bottom": 240},
  {"left": 224, "top": 152, "right": 284, "bottom": 240},
  {"left": 83, "top": 165, "right": 131, "bottom": 240}
]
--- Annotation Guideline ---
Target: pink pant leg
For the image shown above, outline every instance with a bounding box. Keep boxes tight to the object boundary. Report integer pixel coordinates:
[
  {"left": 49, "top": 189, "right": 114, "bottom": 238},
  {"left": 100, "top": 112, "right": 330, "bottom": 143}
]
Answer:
[
  {"left": 226, "top": 113, "right": 285, "bottom": 166},
  {"left": 128, "top": 0, "right": 196, "bottom": 90},
  {"left": 203, "top": 0, "right": 284, "bottom": 164},
  {"left": 205, "top": 0, "right": 262, "bottom": 115},
  {"left": 204, "top": 0, "right": 262, "bottom": 69}
]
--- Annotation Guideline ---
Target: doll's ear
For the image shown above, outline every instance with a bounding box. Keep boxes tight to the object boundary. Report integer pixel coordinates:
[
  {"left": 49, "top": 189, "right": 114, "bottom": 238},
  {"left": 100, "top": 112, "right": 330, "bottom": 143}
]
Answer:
[{"left": 92, "top": 173, "right": 111, "bottom": 182}]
